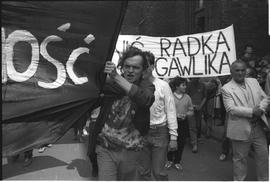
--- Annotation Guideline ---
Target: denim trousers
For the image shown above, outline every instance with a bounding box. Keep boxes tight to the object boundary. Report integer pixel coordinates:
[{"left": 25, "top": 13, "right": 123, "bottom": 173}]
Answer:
[
  {"left": 167, "top": 118, "right": 189, "bottom": 163},
  {"left": 221, "top": 137, "right": 231, "bottom": 155},
  {"left": 137, "top": 125, "right": 169, "bottom": 181},
  {"left": 231, "top": 124, "right": 269, "bottom": 181},
  {"left": 95, "top": 145, "right": 141, "bottom": 181},
  {"left": 188, "top": 114, "right": 198, "bottom": 146}
]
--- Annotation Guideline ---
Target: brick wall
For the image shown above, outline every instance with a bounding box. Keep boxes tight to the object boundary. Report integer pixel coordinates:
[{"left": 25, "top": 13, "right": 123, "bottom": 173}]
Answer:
[
  {"left": 189, "top": 0, "right": 270, "bottom": 58},
  {"left": 217, "top": 0, "right": 270, "bottom": 58},
  {"left": 121, "top": 0, "right": 270, "bottom": 58},
  {"left": 121, "top": 1, "right": 187, "bottom": 36}
]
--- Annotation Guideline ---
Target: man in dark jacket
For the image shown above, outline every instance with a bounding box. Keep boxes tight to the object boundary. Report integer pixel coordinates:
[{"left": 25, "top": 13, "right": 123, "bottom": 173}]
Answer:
[{"left": 87, "top": 46, "right": 155, "bottom": 180}]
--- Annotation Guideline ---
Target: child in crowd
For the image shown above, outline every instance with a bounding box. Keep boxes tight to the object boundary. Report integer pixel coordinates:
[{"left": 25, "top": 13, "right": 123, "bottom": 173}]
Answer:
[{"left": 165, "top": 76, "right": 194, "bottom": 170}]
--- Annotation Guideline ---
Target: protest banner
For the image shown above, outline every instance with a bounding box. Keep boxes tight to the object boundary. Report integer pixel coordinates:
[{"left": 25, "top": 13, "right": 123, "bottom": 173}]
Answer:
[
  {"left": 112, "top": 25, "right": 236, "bottom": 78},
  {"left": 2, "top": 1, "right": 127, "bottom": 156}
]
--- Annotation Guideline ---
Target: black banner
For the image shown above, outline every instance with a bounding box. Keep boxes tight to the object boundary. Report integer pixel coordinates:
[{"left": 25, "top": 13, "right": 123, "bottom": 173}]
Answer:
[{"left": 2, "top": 1, "right": 128, "bottom": 156}]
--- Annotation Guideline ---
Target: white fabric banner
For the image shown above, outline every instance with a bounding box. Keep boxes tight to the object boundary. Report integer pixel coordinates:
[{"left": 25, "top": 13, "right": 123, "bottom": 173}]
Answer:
[{"left": 112, "top": 25, "right": 236, "bottom": 78}]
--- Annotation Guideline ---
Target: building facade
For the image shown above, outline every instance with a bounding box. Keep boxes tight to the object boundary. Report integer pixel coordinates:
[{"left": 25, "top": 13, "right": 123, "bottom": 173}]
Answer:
[{"left": 121, "top": 0, "right": 270, "bottom": 58}]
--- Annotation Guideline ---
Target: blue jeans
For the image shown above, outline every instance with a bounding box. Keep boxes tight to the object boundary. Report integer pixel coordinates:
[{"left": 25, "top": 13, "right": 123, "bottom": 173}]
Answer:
[
  {"left": 138, "top": 125, "right": 169, "bottom": 181},
  {"left": 231, "top": 124, "right": 269, "bottom": 181},
  {"left": 95, "top": 145, "right": 141, "bottom": 181}
]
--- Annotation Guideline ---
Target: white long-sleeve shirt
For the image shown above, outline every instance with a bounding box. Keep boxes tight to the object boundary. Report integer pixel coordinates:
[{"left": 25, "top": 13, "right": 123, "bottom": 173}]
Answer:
[{"left": 150, "top": 78, "right": 178, "bottom": 140}]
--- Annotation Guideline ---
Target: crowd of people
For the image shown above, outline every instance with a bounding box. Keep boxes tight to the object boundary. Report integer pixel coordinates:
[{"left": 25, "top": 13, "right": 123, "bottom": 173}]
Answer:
[
  {"left": 85, "top": 44, "right": 269, "bottom": 181},
  {"left": 10, "top": 44, "right": 269, "bottom": 181}
]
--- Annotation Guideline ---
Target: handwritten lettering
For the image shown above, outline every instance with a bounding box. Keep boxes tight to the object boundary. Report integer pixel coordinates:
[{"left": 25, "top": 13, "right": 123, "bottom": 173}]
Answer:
[
  {"left": 5, "top": 30, "right": 40, "bottom": 82},
  {"left": 2, "top": 24, "right": 95, "bottom": 89},
  {"left": 112, "top": 26, "right": 235, "bottom": 78}
]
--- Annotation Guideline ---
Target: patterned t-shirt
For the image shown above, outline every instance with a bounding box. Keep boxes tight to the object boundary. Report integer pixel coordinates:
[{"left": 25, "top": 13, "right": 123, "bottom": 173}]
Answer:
[{"left": 97, "top": 96, "right": 144, "bottom": 150}]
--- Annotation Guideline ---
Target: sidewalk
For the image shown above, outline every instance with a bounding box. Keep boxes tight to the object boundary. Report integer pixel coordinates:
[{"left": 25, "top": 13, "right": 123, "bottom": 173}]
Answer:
[
  {"left": 2, "top": 129, "right": 96, "bottom": 180},
  {"left": 201, "top": 117, "right": 259, "bottom": 160}
]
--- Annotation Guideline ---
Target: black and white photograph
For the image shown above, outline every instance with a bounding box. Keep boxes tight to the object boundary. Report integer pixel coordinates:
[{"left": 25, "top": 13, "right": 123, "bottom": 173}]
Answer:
[{"left": 2, "top": 0, "right": 270, "bottom": 181}]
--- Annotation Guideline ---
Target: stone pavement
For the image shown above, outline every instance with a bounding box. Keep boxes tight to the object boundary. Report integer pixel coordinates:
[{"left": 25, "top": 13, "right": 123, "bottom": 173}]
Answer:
[
  {"left": 1, "top": 117, "right": 261, "bottom": 181},
  {"left": 2, "top": 130, "right": 97, "bottom": 180},
  {"left": 2, "top": 129, "right": 258, "bottom": 181}
]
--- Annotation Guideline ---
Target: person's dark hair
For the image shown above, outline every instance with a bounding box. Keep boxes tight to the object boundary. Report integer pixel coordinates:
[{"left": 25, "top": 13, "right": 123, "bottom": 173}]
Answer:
[
  {"left": 230, "top": 60, "right": 247, "bottom": 71},
  {"left": 246, "top": 66, "right": 257, "bottom": 78},
  {"left": 258, "top": 71, "right": 267, "bottom": 79},
  {"left": 209, "top": 78, "right": 219, "bottom": 87},
  {"left": 169, "top": 76, "right": 187, "bottom": 92},
  {"left": 117, "top": 46, "right": 148, "bottom": 70},
  {"left": 143, "top": 51, "right": 155, "bottom": 66},
  {"left": 243, "top": 43, "right": 254, "bottom": 51}
]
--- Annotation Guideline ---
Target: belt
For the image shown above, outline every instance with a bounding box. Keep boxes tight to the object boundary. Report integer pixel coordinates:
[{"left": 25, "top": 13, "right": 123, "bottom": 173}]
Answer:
[{"left": 150, "top": 123, "right": 167, "bottom": 129}]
